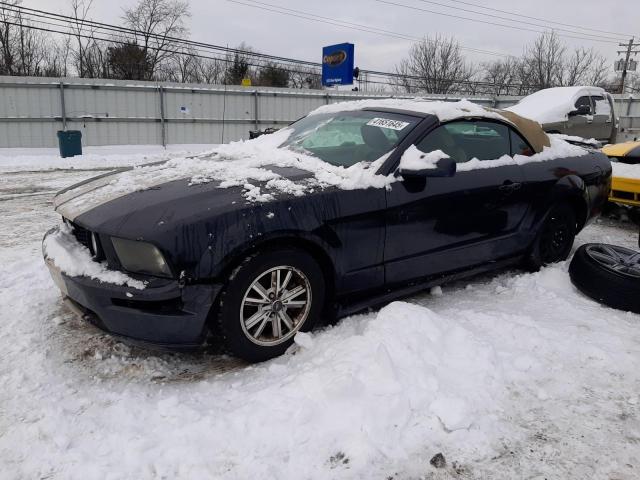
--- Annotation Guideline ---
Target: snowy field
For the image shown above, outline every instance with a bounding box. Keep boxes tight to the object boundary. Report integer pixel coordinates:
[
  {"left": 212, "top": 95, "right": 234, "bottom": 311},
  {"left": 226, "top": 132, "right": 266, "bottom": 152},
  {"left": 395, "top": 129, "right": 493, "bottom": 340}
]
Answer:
[{"left": 1, "top": 147, "right": 639, "bottom": 480}]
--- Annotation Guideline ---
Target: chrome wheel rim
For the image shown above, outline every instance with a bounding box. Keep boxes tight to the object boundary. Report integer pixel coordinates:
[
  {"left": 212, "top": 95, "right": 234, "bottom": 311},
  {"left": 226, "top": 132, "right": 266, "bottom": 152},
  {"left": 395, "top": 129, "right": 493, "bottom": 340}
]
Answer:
[
  {"left": 240, "top": 266, "right": 312, "bottom": 346},
  {"left": 585, "top": 244, "right": 640, "bottom": 278}
]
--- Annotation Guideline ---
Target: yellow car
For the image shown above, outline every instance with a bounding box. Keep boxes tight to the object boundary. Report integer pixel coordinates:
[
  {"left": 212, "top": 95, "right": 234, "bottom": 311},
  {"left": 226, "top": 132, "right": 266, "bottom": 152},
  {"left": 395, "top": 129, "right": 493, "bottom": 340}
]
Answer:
[{"left": 602, "top": 142, "right": 640, "bottom": 207}]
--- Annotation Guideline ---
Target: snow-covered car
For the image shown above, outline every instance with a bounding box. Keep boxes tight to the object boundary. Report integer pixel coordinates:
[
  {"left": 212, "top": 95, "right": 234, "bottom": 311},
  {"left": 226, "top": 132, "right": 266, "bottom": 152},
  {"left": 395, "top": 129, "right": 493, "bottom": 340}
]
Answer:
[
  {"left": 43, "top": 99, "right": 612, "bottom": 362},
  {"left": 505, "top": 86, "right": 616, "bottom": 143}
]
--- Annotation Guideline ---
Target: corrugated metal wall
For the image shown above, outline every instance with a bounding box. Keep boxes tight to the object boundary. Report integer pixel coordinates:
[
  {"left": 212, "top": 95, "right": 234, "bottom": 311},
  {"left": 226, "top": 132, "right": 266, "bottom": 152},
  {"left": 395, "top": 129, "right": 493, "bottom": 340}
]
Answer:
[{"left": 1, "top": 76, "right": 638, "bottom": 147}]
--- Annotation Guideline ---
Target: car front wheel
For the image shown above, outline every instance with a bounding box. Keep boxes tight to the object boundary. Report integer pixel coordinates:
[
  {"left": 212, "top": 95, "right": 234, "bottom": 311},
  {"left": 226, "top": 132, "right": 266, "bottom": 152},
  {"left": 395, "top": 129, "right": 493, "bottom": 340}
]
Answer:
[{"left": 216, "top": 248, "right": 325, "bottom": 362}]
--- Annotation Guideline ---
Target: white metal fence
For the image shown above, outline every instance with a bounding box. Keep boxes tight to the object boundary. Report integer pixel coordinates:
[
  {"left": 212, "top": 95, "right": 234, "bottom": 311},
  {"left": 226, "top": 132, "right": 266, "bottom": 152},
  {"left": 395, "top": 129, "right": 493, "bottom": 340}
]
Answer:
[{"left": 1, "top": 76, "right": 639, "bottom": 148}]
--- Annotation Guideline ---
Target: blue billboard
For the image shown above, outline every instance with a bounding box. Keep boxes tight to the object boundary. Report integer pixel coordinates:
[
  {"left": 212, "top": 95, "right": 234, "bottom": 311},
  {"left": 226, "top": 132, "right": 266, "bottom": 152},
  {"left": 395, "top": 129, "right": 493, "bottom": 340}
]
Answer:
[{"left": 322, "top": 43, "right": 355, "bottom": 86}]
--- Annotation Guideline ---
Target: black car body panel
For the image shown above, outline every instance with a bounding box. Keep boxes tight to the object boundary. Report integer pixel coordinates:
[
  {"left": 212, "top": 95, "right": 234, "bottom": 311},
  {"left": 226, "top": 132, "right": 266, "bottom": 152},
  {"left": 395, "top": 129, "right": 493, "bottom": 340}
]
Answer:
[{"left": 43, "top": 109, "right": 612, "bottom": 349}]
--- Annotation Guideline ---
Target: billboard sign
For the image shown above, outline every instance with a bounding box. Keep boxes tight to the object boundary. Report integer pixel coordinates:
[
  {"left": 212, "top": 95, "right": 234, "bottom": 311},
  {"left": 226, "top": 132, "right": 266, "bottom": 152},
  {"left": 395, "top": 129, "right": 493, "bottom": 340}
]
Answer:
[{"left": 322, "top": 43, "right": 355, "bottom": 86}]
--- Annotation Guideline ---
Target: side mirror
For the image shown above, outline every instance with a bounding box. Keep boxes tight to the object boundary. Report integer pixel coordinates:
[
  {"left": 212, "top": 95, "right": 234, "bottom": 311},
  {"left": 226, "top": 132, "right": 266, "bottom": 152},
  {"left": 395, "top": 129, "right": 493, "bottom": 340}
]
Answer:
[
  {"left": 569, "top": 104, "right": 591, "bottom": 116},
  {"left": 399, "top": 157, "right": 457, "bottom": 179}
]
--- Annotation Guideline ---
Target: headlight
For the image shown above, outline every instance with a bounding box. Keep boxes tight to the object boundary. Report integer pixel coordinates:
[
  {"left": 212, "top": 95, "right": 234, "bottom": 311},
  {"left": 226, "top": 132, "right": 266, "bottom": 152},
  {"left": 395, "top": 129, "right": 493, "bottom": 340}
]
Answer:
[{"left": 111, "top": 237, "right": 172, "bottom": 277}]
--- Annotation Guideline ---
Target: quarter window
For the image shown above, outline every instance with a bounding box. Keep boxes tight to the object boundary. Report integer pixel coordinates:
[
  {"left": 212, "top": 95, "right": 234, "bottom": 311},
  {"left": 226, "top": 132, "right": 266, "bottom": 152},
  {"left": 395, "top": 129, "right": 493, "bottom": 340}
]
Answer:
[
  {"left": 415, "top": 120, "right": 511, "bottom": 163},
  {"left": 510, "top": 129, "right": 534, "bottom": 157}
]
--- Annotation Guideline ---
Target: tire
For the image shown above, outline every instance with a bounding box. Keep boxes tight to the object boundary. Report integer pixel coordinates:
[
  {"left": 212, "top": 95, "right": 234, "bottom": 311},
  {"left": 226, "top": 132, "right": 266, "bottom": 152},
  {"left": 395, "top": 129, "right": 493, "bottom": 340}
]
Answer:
[
  {"left": 216, "top": 248, "right": 325, "bottom": 362},
  {"left": 569, "top": 243, "right": 640, "bottom": 314},
  {"left": 525, "top": 203, "right": 577, "bottom": 271}
]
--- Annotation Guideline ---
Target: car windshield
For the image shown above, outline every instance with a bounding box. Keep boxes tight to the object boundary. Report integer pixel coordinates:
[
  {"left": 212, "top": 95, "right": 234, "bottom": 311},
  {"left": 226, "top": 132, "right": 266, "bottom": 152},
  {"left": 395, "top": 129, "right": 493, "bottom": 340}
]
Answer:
[{"left": 280, "top": 110, "right": 420, "bottom": 167}]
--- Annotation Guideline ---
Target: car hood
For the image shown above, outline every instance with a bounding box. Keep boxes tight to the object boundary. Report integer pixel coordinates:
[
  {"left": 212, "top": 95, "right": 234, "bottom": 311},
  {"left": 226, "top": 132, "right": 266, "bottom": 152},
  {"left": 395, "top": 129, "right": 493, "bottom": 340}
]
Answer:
[
  {"left": 54, "top": 160, "right": 316, "bottom": 238},
  {"left": 54, "top": 159, "right": 314, "bottom": 223}
]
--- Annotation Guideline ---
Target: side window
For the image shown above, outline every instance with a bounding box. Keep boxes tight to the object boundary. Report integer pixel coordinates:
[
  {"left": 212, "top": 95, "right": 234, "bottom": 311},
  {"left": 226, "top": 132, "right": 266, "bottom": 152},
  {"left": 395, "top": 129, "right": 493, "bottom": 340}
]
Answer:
[
  {"left": 591, "top": 95, "right": 612, "bottom": 120},
  {"left": 510, "top": 129, "right": 534, "bottom": 157},
  {"left": 415, "top": 120, "right": 511, "bottom": 163},
  {"left": 574, "top": 96, "right": 592, "bottom": 114}
]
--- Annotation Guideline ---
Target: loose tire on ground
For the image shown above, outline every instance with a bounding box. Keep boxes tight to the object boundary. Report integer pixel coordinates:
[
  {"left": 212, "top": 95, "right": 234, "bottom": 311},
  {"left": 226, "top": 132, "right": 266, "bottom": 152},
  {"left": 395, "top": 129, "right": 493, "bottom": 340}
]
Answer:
[
  {"left": 569, "top": 243, "right": 640, "bottom": 314},
  {"left": 525, "top": 203, "right": 577, "bottom": 271},
  {"left": 216, "top": 248, "right": 325, "bottom": 362}
]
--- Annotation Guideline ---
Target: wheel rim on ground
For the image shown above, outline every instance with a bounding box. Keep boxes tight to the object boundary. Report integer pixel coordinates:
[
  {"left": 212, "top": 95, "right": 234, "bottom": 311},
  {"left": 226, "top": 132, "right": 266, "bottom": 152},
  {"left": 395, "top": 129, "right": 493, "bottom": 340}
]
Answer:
[
  {"left": 240, "top": 266, "right": 312, "bottom": 346},
  {"left": 540, "top": 212, "right": 572, "bottom": 263},
  {"left": 585, "top": 244, "right": 640, "bottom": 278}
]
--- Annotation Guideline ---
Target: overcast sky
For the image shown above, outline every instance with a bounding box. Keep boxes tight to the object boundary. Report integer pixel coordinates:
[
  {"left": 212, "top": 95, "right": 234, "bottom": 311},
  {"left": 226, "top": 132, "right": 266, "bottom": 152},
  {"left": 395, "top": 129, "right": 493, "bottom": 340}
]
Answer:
[{"left": 26, "top": 0, "right": 638, "bottom": 73}]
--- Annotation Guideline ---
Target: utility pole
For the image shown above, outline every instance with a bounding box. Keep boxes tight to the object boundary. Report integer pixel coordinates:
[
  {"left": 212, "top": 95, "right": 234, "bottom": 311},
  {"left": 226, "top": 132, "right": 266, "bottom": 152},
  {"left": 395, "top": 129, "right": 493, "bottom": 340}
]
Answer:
[{"left": 617, "top": 38, "right": 640, "bottom": 94}]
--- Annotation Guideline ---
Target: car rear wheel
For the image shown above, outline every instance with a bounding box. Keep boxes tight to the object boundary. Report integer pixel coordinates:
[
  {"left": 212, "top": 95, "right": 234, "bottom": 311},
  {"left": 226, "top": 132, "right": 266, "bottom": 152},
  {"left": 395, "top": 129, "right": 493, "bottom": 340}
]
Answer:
[
  {"left": 216, "top": 248, "right": 325, "bottom": 362},
  {"left": 569, "top": 243, "right": 640, "bottom": 314},
  {"left": 525, "top": 203, "right": 577, "bottom": 271}
]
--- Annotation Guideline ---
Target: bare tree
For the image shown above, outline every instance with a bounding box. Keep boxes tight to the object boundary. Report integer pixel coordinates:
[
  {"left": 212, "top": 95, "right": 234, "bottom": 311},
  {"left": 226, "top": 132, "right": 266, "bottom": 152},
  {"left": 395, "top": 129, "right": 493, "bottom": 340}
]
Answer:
[
  {"left": 522, "top": 31, "right": 566, "bottom": 89},
  {"left": 288, "top": 66, "right": 321, "bottom": 89},
  {"left": 561, "top": 47, "right": 608, "bottom": 86},
  {"left": 122, "top": 0, "right": 190, "bottom": 80},
  {"left": 394, "top": 35, "right": 476, "bottom": 94},
  {"left": 482, "top": 57, "right": 521, "bottom": 95},
  {"left": 198, "top": 57, "right": 225, "bottom": 84},
  {"left": 0, "top": 0, "right": 52, "bottom": 76}
]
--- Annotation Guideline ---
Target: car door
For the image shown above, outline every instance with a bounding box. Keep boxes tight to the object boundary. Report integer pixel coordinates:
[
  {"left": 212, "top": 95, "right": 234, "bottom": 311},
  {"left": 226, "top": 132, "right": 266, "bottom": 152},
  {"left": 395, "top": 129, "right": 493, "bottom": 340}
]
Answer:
[
  {"left": 568, "top": 95, "right": 596, "bottom": 139},
  {"left": 384, "top": 119, "right": 529, "bottom": 285}
]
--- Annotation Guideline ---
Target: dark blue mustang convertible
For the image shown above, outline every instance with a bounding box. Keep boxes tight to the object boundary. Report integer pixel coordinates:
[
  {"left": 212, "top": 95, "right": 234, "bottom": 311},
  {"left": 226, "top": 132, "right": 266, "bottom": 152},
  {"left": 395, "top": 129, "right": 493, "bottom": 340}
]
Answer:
[{"left": 43, "top": 99, "right": 611, "bottom": 361}]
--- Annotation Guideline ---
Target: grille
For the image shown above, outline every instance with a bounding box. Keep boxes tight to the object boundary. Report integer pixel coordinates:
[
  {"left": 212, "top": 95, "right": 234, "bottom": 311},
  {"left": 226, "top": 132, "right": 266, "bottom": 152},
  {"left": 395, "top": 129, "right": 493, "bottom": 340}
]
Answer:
[{"left": 69, "top": 221, "right": 92, "bottom": 250}]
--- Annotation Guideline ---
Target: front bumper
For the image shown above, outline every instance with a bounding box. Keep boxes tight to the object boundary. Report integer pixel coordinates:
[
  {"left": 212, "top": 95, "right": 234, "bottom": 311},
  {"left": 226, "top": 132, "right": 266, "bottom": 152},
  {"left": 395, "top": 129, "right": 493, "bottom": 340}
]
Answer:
[{"left": 43, "top": 228, "right": 222, "bottom": 349}]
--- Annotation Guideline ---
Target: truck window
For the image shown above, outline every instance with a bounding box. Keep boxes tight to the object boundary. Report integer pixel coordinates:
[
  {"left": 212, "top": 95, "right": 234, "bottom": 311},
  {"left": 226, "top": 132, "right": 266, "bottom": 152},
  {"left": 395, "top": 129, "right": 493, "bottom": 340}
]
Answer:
[
  {"left": 574, "top": 96, "right": 592, "bottom": 114},
  {"left": 591, "top": 96, "right": 612, "bottom": 120}
]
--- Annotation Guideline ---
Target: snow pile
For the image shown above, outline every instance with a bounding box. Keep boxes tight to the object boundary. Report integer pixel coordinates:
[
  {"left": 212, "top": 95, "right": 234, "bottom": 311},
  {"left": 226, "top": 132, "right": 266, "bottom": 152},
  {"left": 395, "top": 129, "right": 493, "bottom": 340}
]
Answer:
[
  {"left": 612, "top": 161, "right": 640, "bottom": 180},
  {"left": 42, "top": 223, "right": 145, "bottom": 289},
  {"left": 505, "top": 86, "right": 607, "bottom": 124},
  {"left": 310, "top": 98, "right": 510, "bottom": 123},
  {"left": 399, "top": 145, "right": 449, "bottom": 171}
]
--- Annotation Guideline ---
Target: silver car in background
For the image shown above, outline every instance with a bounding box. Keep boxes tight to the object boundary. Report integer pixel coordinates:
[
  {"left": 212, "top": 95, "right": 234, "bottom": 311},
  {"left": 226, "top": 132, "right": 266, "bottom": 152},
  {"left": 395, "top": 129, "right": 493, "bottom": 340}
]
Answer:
[{"left": 506, "top": 86, "right": 616, "bottom": 144}]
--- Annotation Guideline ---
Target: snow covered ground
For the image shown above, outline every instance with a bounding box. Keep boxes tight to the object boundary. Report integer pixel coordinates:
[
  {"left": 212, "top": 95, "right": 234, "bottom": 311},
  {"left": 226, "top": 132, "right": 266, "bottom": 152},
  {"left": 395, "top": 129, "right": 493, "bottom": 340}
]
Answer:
[{"left": 1, "top": 147, "right": 639, "bottom": 479}]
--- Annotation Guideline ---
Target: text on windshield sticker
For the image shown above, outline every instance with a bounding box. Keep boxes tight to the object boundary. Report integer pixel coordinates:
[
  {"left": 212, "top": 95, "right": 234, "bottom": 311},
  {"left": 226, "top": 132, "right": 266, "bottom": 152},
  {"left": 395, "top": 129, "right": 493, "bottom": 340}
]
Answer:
[{"left": 366, "top": 118, "right": 410, "bottom": 130}]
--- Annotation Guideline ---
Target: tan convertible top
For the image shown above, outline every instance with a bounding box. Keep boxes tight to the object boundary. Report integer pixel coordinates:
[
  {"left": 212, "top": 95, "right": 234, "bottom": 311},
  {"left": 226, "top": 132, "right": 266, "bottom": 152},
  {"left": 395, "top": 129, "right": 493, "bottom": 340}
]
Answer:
[{"left": 494, "top": 109, "right": 551, "bottom": 154}]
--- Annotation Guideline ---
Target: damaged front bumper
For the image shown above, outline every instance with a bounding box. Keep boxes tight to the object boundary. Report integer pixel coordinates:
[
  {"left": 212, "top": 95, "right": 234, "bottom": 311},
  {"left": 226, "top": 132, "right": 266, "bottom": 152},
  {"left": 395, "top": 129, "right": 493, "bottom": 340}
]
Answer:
[{"left": 42, "top": 227, "right": 222, "bottom": 350}]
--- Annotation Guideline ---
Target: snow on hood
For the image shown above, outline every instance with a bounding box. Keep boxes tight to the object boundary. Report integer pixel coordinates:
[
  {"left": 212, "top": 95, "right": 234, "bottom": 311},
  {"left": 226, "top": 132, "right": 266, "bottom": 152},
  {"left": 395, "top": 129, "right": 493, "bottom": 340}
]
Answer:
[
  {"left": 54, "top": 128, "right": 396, "bottom": 221},
  {"left": 310, "top": 98, "right": 510, "bottom": 123},
  {"left": 505, "top": 86, "right": 606, "bottom": 125},
  {"left": 611, "top": 162, "right": 640, "bottom": 180},
  {"left": 43, "top": 224, "right": 146, "bottom": 289}
]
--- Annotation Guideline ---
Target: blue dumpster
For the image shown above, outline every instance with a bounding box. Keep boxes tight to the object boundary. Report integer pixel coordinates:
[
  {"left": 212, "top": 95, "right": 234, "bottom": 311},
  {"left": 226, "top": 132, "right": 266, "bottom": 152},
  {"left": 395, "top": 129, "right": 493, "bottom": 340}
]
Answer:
[{"left": 57, "top": 130, "right": 82, "bottom": 158}]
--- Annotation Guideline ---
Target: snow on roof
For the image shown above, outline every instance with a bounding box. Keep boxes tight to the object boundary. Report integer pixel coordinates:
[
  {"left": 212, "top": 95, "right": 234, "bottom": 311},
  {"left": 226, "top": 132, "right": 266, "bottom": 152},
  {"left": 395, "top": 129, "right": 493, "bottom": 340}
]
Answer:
[
  {"left": 505, "top": 86, "right": 607, "bottom": 124},
  {"left": 309, "top": 98, "right": 510, "bottom": 123}
]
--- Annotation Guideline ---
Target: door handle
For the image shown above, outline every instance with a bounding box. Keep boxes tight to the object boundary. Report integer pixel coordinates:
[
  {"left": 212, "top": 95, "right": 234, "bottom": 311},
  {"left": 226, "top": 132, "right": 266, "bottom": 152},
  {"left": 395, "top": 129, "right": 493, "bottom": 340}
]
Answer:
[{"left": 499, "top": 181, "right": 522, "bottom": 192}]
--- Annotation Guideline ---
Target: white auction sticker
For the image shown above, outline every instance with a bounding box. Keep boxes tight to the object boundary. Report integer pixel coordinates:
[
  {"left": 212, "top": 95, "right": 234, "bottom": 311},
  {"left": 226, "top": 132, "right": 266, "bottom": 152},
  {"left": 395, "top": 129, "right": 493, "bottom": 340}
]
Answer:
[{"left": 366, "top": 118, "right": 410, "bottom": 130}]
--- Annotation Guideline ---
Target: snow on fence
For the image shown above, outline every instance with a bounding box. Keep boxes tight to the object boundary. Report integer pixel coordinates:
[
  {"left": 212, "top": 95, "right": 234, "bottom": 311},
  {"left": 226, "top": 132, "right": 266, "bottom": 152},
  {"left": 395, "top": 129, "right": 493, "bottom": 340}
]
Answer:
[{"left": 0, "top": 76, "right": 638, "bottom": 148}]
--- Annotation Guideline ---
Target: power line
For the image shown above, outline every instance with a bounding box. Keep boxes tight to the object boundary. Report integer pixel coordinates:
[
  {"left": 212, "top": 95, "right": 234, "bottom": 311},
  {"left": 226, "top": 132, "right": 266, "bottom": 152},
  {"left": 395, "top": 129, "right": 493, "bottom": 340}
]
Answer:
[
  {"left": 0, "top": 2, "right": 516, "bottom": 86},
  {"left": 374, "top": 0, "right": 623, "bottom": 45},
  {"left": 441, "top": 0, "right": 637, "bottom": 38},
  {"left": 413, "top": 0, "right": 628, "bottom": 42},
  {"left": 226, "top": 0, "right": 510, "bottom": 58},
  {"left": 0, "top": 1, "right": 552, "bottom": 92}
]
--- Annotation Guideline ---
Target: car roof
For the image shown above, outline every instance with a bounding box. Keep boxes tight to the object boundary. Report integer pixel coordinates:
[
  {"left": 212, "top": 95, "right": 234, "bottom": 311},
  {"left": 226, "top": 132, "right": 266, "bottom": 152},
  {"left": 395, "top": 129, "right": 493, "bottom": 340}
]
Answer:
[{"left": 307, "top": 98, "right": 551, "bottom": 153}]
